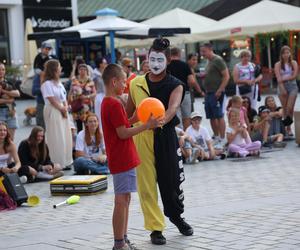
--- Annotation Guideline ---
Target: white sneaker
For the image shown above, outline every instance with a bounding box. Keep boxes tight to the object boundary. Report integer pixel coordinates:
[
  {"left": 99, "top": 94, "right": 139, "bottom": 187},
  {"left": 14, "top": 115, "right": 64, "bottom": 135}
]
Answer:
[
  {"left": 213, "top": 136, "right": 220, "bottom": 145},
  {"left": 20, "top": 175, "right": 27, "bottom": 184},
  {"left": 36, "top": 171, "right": 54, "bottom": 180}
]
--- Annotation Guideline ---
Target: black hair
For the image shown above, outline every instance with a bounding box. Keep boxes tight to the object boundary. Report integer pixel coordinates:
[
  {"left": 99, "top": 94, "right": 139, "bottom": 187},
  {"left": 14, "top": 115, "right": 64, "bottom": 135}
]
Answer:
[
  {"left": 150, "top": 37, "right": 170, "bottom": 52},
  {"left": 188, "top": 53, "right": 197, "bottom": 60},
  {"left": 95, "top": 57, "right": 105, "bottom": 68}
]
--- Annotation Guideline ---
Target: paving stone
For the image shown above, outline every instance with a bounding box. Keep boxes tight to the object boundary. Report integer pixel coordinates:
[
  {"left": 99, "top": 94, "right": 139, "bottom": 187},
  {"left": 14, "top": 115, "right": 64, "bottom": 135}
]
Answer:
[{"left": 2, "top": 97, "right": 300, "bottom": 250}]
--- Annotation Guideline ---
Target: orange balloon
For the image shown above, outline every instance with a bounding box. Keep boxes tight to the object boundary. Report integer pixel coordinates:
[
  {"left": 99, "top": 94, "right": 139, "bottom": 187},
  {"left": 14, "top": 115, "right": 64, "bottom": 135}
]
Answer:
[{"left": 137, "top": 97, "right": 165, "bottom": 124}]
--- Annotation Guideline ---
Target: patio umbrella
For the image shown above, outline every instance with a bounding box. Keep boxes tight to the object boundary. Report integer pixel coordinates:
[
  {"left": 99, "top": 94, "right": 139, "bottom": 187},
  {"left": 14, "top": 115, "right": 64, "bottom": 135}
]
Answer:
[
  {"left": 23, "top": 18, "right": 38, "bottom": 79},
  {"left": 115, "top": 8, "right": 217, "bottom": 48},
  {"left": 65, "top": 8, "right": 150, "bottom": 63},
  {"left": 194, "top": 0, "right": 300, "bottom": 40}
]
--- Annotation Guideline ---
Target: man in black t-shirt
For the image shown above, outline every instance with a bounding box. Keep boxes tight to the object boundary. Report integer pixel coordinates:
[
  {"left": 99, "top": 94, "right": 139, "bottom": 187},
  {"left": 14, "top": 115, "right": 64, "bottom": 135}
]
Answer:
[
  {"left": 32, "top": 41, "right": 55, "bottom": 128},
  {"left": 167, "top": 47, "right": 204, "bottom": 130}
]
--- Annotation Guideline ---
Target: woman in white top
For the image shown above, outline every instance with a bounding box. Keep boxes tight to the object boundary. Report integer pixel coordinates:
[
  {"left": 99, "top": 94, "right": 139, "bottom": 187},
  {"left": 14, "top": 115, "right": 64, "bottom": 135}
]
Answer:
[
  {"left": 274, "top": 46, "right": 299, "bottom": 137},
  {"left": 41, "top": 59, "right": 73, "bottom": 169},
  {"left": 233, "top": 50, "right": 262, "bottom": 109},
  {"left": 226, "top": 108, "right": 261, "bottom": 157},
  {"left": 0, "top": 121, "right": 21, "bottom": 177},
  {"left": 74, "top": 113, "right": 109, "bottom": 175}
]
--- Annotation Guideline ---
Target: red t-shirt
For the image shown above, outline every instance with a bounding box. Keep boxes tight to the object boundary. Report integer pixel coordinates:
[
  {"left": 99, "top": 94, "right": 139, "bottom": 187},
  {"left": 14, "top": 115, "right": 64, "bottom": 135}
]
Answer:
[{"left": 101, "top": 97, "right": 140, "bottom": 174}]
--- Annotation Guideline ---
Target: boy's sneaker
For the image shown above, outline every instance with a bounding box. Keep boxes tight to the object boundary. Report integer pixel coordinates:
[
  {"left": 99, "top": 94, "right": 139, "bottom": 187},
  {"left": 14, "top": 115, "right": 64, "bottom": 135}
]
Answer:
[
  {"left": 125, "top": 238, "right": 138, "bottom": 250},
  {"left": 169, "top": 217, "right": 194, "bottom": 236},
  {"left": 112, "top": 245, "right": 130, "bottom": 250},
  {"left": 20, "top": 175, "right": 27, "bottom": 184},
  {"left": 150, "top": 231, "right": 166, "bottom": 245}
]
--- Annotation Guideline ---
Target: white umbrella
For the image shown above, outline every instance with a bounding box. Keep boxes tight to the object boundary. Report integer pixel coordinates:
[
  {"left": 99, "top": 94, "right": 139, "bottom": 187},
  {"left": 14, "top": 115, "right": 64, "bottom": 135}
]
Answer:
[
  {"left": 194, "top": 0, "right": 300, "bottom": 40},
  {"left": 115, "top": 8, "right": 217, "bottom": 48},
  {"left": 66, "top": 8, "right": 150, "bottom": 62},
  {"left": 193, "top": 0, "right": 300, "bottom": 89},
  {"left": 62, "top": 28, "right": 106, "bottom": 39}
]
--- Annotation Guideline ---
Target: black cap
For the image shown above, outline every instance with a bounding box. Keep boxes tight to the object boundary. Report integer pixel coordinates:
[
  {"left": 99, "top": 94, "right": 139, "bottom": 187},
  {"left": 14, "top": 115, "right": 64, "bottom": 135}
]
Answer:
[{"left": 258, "top": 106, "right": 270, "bottom": 114}]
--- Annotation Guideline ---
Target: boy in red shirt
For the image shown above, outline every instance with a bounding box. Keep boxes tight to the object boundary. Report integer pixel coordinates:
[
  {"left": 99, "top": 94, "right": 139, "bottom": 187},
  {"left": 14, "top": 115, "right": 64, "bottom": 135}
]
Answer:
[{"left": 101, "top": 64, "right": 162, "bottom": 250}]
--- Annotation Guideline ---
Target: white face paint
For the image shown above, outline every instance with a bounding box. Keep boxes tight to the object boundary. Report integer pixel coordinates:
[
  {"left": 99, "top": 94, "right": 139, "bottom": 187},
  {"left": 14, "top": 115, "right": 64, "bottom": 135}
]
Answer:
[{"left": 149, "top": 51, "right": 167, "bottom": 75}]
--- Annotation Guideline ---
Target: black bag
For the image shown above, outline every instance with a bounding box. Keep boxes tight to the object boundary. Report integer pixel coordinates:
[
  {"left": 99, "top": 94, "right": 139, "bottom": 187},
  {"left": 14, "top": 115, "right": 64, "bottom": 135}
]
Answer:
[
  {"left": 238, "top": 84, "right": 252, "bottom": 95},
  {"left": 254, "top": 64, "right": 262, "bottom": 78},
  {"left": 3, "top": 173, "right": 28, "bottom": 206}
]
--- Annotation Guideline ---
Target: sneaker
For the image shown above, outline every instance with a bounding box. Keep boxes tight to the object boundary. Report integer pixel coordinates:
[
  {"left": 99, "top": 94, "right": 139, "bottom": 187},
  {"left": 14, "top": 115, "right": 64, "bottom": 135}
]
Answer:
[
  {"left": 213, "top": 136, "right": 220, "bottom": 145},
  {"left": 112, "top": 244, "right": 130, "bottom": 250},
  {"left": 125, "top": 238, "right": 138, "bottom": 250},
  {"left": 20, "top": 175, "right": 27, "bottom": 184},
  {"left": 169, "top": 217, "right": 194, "bottom": 236},
  {"left": 191, "top": 148, "right": 200, "bottom": 163},
  {"left": 150, "top": 231, "right": 166, "bottom": 245},
  {"left": 214, "top": 142, "right": 224, "bottom": 150},
  {"left": 36, "top": 171, "right": 54, "bottom": 180},
  {"left": 53, "top": 171, "right": 64, "bottom": 179},
  {"left": 273, "top": 141, "right": 287, "bottom": 148},
  {"left": 262, "top": 142, "right": 272, "bottom": 148},
  {"left": 220, "top": 152, "right": 227, "bottom": 160},
  {"left": 63, "top": 164, "right": 73, "bottom": 171}
]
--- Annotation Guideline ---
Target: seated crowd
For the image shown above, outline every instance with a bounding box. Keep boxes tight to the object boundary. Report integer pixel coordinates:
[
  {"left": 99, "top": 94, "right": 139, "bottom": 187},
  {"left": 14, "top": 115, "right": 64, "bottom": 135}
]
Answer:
[
  {"left": 177, "top": 94, "right": 290, "bottom": 164},
  {"left": 0, "top": 52, "right": 296, "bottom": 183}
]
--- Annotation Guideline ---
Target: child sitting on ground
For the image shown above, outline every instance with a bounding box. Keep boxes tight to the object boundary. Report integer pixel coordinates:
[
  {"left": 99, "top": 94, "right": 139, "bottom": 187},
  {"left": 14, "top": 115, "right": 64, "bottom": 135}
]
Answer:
[
  {"left": 175, "top": 126, "right": 198, "bottom": 164},
  {"left": 186, "top": 111, "right": 226, "bottom": 161},
  {"left": 227, "top": 108, "right": 261, "bottom": 157},
  {"left": 251, "top": 106, "right": 286, "bottom": 148},
  {"left": 227, "top": 95, "right": 249, "bottom": 129}
]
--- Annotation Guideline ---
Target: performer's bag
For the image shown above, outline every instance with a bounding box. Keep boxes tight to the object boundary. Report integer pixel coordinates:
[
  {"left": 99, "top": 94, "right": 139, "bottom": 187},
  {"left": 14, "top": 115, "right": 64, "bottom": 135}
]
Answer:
[
  {"left": 50, "top": 175, "right": 108, "bottom": 195},
  {"left": 3, "top": 173, "right": 28, "bottom": 206}
]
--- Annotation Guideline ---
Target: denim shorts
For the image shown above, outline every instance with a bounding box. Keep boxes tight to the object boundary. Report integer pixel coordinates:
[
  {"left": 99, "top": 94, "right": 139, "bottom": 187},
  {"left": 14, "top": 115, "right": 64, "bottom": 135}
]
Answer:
[
  {"left": 112, "top": 168, "right": 137, "bottom": 194},
  {"left": 0, "top": 107, "right": 18, "bottom": 129},
  {"left": 204, "top": 92, "right": 225, "bottom": 119},
  {"left": 278, "top": 81, "right": 299, "bottom": 96}
]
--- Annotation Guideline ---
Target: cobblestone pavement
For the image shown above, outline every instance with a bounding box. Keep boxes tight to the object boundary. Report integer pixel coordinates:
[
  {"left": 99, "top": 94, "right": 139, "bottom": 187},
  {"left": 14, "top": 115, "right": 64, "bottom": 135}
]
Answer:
[{"left": 1, "top": 96, "right": 300, "bottom": 250}]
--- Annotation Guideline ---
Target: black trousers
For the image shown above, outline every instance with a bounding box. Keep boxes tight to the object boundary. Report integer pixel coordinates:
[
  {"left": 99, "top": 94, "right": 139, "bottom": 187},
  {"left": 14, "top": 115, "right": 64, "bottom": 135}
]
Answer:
[{"left": 154, "top": 127, "right": 185, "bottom": 219}]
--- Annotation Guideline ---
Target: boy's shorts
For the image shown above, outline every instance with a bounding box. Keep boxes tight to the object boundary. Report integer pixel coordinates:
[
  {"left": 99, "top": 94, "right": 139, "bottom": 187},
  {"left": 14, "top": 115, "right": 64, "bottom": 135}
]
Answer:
[
  {"left": 112, "top": 168, "right": 137, "bottom": 194},
  {"left": 183, "top": 140, "right": 192, "bottom": 150}
]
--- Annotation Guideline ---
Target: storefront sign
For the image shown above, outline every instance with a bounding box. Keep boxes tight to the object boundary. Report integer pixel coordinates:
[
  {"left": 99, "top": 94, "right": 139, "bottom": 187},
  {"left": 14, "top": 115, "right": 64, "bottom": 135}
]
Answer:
[
  {"left": 31, "top": 16, "right": 71, "bottom": 29},
  {"left": 23, "top": 0, "right": 72, "bottom": 32}
]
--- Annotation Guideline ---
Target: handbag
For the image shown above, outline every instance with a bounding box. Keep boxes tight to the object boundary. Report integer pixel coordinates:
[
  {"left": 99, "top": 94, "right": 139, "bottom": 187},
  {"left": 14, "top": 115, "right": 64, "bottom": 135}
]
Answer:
[
  {"left": 70, "top": 98, "right": 83, "bottom": 112},
  {"left": 238, "top": 84, "right": 252, "bottom": 95}
]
